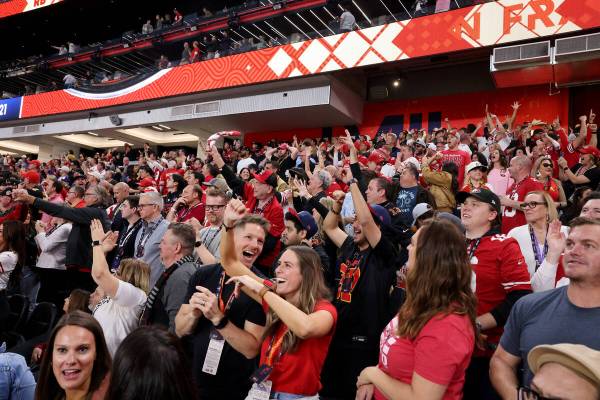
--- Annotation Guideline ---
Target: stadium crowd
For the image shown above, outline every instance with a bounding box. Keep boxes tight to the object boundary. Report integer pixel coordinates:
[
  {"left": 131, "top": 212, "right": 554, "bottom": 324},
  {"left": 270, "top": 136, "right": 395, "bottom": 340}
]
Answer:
[{"left": 1, "top": 102, "right": 600, "bottom": 400}]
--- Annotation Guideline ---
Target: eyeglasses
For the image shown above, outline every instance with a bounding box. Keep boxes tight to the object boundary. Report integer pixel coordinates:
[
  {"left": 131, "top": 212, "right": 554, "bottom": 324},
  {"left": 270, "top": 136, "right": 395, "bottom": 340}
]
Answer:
[
  {"left": 84, "top": 192, "right": 96, "bottom": 197},
  {"left": 520, "top": 201, "right": 546, "bottom": 209},
  {"left": 542, "top": 163, "right": 553, "bottom": 168},
  {"left": 206, "top": 205, "right": 226, "bottom": 211},
  {"left": 518, "top": 386, "right": 551, "bottom": 400}
]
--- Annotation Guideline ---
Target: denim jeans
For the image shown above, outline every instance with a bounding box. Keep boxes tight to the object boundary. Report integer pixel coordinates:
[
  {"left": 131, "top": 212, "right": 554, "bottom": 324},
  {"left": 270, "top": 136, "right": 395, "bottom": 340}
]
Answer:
[
  {"left": 0, "top": 343, "right": 36, "bottom": 400},
  {"left": 271, "top": 393, "right": 319, "bottom": 400}
]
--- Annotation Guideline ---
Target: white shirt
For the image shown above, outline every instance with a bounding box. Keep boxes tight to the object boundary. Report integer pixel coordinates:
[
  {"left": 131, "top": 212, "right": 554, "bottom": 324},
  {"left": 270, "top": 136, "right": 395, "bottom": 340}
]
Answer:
[
  {"left": 340, "top": 11, "right": 355, "bottom": 31},
  {"left": 93, "top": 280, "right": 147, "bottom": 356},
  {"left": 0, "top": 251, "right": 18, "bottom": 290},
  {"left": 508, "top": 224, "right": 570, "bottom": 292},
  {"left": 35, "top": 223, "right": 72, "bottom": 270}
]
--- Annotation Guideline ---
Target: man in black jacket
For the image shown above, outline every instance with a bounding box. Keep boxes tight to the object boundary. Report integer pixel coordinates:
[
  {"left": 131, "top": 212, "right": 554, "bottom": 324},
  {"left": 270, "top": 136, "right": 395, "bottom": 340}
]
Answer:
[{"left": 13, "top": 186, "right": 112, "bottom": 291}]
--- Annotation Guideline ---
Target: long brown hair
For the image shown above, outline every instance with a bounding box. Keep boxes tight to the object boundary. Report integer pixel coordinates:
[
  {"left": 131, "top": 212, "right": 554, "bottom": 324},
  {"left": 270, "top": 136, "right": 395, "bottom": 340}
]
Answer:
[
  {"left": 263, "top": 246, "right": 331, "bottom": 353},
  {"left": 35, "top": 311, "right": 111, "bottom": 400},
  {"left": 397, "top": 219, "right": 478, "bottom": 343}
]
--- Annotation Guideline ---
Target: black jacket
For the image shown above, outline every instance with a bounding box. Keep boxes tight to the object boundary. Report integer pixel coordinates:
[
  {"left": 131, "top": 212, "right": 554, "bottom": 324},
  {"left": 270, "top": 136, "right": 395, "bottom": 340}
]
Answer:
[{"left": 33, "top": 199, "right": 111, "bottom": 271}]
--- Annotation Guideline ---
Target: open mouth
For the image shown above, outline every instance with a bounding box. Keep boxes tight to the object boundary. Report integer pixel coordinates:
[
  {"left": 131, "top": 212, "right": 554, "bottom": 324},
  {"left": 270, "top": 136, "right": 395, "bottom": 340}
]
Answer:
[
  {"left": 272, "top": 278, "right": 287, "bottom": 284},
  {"left": 242, "top": 250, "right": 257, "bottom": 260},
  {"left": 62, "top": 369, "right": 82, "bottom": 380}
]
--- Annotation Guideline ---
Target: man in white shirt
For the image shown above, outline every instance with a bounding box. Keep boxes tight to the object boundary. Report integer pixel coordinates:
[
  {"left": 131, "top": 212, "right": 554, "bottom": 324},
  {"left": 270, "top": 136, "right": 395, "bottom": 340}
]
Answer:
[{"left": 339, "top": 8, "right": 355, "bottom": 33}]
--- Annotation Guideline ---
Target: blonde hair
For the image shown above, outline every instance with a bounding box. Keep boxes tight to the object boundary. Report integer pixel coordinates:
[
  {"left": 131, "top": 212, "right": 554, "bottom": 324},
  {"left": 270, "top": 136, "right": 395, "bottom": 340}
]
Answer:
[
  {"left": 118, "top": 259, "right": 151, "bottom": 294},
  {"left": 524, "top": 191, "right": 558, "bottom": 222}
]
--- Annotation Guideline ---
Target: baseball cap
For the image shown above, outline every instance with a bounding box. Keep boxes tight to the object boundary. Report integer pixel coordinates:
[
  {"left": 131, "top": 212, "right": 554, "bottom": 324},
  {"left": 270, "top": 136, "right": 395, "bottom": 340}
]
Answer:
[
  {"left": 0, "top": 188, "right": 12, "bottom": 197},
  {"left": 437, "top": 212, "right": 465, "bottom": 234},
  {"left": 252, "top": 170, "right": 277, "bottom": 188},
  {"left": 29, "top": 159, "right": 41, "bottom": 169},
  {"left": 367, "top": 151, "right": 386, "bottom": 165},
  {"left": 286, "top": 209, "right": 318, "bottom": 239},
  {"left": 368, "top": 204, "right": 391, "bottom": 227},
  {"left": 456, "top": 188, "right": 501, "bottom": 214},
  {"left": 87, "top": 171, "right": 103, "bottom": 181},
  {"left": 579, "top": 146, "right": 600, "bottom": 158},
  {"left": 138, "top": 177, "right": 155, "bottom": 188},
  {"left": 528, "top": 344, "right": 600, "bottom": 387},
  {"left": 21, "top": 170, "right": 40, "bottom": 184},
  {"left": 415, "top": 139, "right": 426, "bottom": 147},
  {"left": 466, "top": 161, "right": 486, "bottom": 173},
  {"left": 412, "top": 203, "right": 433, "bottom": 226},
  {"left": 204, "top": 178, "right": 230, "bottom": 192}
]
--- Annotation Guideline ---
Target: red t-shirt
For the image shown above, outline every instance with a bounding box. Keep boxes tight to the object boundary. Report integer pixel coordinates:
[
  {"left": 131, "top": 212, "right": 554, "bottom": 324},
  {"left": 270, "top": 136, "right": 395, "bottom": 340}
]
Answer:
[
  {"left": 501, "top": 177, "right": 544, "bottom": 234},
  {"left": 175, "top": 202, "right": 205, "bottom": 224},
  {"left": 260, "top": 300, "right": 337, "bottom": 395},
  {"left": 441, "top": 149, "right": 471, "bottom": 187},
  {"left": 459, "top": 183, "right": 493, "bottom": 193},
  {"left": 558, "top": 127, "right": 592, "bottom": 168},
  {"left": 541, "top": 178, "right": 560, "bottom": 202},
  {"left": 374, "top": 314, "right": 474, "bottom": 400},
  {"left": 469, "top": 234, "right": 531, "bottom": 355}
]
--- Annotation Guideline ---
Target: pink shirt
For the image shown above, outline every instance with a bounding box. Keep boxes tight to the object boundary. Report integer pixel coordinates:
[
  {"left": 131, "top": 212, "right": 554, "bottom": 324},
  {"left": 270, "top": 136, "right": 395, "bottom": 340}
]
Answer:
[
  {"left": 487, "top": 168, "right": 514, "bottom": 197},
  {"left": 374, "top": 314, "right": 474, "bottom": 400}
]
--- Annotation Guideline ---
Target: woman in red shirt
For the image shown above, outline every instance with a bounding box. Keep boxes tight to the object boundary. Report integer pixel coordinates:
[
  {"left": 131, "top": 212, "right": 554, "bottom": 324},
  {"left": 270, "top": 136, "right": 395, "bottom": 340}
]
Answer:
[
  {"left": 221, "top": 198, "right": 336, "bottom": 400},
  {"left": 532, "top": 156, "right": 566, "bottom": 208},
  {"left": 356, "top": 219, "right": 478, "bottom": 400}
]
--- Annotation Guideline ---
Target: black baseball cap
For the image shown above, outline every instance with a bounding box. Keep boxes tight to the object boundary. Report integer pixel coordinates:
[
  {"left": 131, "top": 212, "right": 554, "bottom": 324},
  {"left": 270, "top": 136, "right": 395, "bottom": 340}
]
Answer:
[{"left": 456, "top": 188, "right": 501, "bottom": 215}]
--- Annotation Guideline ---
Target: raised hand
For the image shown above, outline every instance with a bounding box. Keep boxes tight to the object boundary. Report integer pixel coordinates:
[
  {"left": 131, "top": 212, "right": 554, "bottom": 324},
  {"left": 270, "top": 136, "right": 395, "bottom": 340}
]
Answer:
[
  {"left": 546, "top": 220, "right": 566, "bottom": 262},
  {"left": 223, "top": 198, "right": 247, "bottom": 228},
  {"left": 511, "top": 101, "right": 521, "bottom": 110}
]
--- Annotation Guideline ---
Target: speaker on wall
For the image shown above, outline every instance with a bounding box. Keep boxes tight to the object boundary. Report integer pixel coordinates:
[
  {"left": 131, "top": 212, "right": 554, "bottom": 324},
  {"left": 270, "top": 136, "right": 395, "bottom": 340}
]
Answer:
[{"left": 109, "top": 115, "right": 122, "bottom": 126}]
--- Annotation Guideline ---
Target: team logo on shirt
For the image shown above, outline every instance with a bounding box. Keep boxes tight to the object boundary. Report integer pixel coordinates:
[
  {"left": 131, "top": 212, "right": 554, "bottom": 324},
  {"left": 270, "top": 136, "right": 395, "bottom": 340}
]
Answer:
[{"left": 337, "top": 258, "right": 361, "bottom": 303}]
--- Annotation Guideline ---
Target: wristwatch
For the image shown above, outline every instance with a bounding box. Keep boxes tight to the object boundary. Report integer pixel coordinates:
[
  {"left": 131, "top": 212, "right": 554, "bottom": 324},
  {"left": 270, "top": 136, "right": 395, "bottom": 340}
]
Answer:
[
  {"left": 92, "top": 240, "right": 101, "bottom": 247},
  {"left": 213, "top": 315, "right": 229, "bottom": 330},
  {"left": 258, "top": 278, "right": 277, "bottom": 298},
  {"left": 348, "top": 178, "right": 358, "bottom": 186}
]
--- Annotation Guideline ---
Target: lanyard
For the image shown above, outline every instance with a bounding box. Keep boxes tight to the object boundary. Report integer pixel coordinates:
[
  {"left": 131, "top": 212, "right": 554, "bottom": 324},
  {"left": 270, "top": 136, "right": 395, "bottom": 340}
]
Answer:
[
  {"left": 528, "top": 225, "right": 548, "bottom": 271},
  {"left": 264, "top": 325, "right": 288, "bottom": 367},
  {"left": 45, "top": 223, "right": 65, "bottom": 237},
  {"left": 215, "top": 272, "right": 236, "bottom": 314},
  {"left": 178, "top": 202, "right": 201, "bottom": 222},
  {"left": 467, "top": 238, "right": 482, "bottom": 261},
  {"left": 253, "top": 196, "right": 273, "bottom": 215},
  {"left": 135, "top": 217, "right": 163, "bottom": 257}
]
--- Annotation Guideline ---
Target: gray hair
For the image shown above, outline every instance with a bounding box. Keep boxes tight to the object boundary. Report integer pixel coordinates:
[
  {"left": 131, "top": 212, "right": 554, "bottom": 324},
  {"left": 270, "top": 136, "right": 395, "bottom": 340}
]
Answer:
[
  {"left": 140, "top": 191, "right": 164, "bottom": 211},
  {"left": 167, "top": 223, "right": 195, "bottom": 256},
  {"left": 92, "top": 185, "right": 113, "bottom": 208},
  {"left": 316, "top": 170, "right": 332, "bottom": 190}
]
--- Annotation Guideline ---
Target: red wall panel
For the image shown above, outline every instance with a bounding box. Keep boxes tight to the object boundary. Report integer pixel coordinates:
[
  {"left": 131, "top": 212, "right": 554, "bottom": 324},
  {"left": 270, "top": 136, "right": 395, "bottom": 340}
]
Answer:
[{"left": 244, "top": 85, "right": 570, "bottom": 144}]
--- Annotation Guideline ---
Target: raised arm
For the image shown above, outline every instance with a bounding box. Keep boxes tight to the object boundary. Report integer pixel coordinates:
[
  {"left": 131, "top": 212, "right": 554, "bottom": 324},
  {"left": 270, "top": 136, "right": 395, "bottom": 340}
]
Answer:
[
  {"left": 322, "top": 191, "right": 348, "bottom": 248},
  {"left": 220, "top": 200, "right": 334, "bottom": 339},
  {"left": 90, "top": 219, "right": 119, "bottom": 298},
  {"left": 506, "top": 101, "right": 520, "bottom": 131},
  {"left": 350, "top": 179, "right": 381, "bottom": 248}
]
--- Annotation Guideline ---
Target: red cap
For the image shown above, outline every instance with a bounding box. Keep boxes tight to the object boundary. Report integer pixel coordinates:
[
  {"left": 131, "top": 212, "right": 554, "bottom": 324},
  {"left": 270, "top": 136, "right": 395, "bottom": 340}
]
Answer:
[
  {"left": 358, "top": 156, "right": 369, "bottom": 166},
  {"left": 253, "top": 170, "right": 278, "bottom": 188},
  {"left": 138, "top": 177, "right": 155, "bottom": 188},
  {"left": 579, "top": 146, "right": 600, "bottom": 158},
  {"left": 29, "top": 160, "right": 41, "bottom": 169},
  {"left": 22, "top": 170, "right": 40, "bottom": 184},
  {"left": 368, "top": 151, "right": 386, "bottom": 165}
]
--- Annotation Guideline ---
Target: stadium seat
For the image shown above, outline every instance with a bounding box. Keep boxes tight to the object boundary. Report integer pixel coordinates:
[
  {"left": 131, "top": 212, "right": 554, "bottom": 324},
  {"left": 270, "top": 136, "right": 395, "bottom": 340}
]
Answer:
[
  {"left": 7, "top": 294, "right": 29, "bottom": 332},
  {"left": 18, "top": 302, "right": 57, "bottom": 341}
]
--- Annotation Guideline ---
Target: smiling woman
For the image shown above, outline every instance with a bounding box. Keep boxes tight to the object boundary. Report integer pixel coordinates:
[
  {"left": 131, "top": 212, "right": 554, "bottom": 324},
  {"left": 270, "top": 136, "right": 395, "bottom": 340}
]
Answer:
[{"left": 35, "top": 311, "right": 111, "bottom": 400}]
